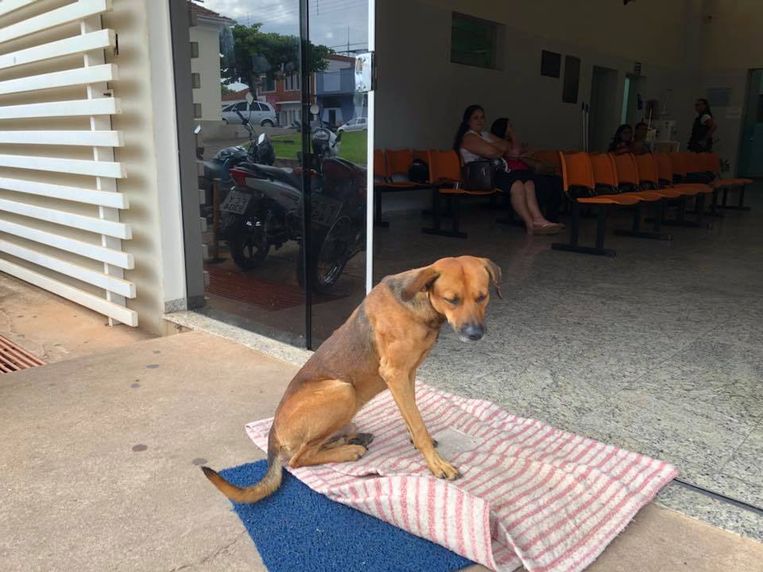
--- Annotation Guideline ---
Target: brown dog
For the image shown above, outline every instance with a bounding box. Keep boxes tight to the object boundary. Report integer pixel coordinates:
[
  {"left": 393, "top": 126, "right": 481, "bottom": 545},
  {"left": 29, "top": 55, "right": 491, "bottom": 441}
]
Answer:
[{"left": 202, "top": 256, "right": 501, "bottom": 503}]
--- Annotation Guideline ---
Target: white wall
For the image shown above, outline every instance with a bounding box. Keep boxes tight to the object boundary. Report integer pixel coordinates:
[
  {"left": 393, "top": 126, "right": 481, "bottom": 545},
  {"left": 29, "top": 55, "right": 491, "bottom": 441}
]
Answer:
[
  {"left": 190, "top": 23, "right": 223, "bottom": 121},
  {"left": 376, "top": 0, "right": 701, "bottom": 157}
]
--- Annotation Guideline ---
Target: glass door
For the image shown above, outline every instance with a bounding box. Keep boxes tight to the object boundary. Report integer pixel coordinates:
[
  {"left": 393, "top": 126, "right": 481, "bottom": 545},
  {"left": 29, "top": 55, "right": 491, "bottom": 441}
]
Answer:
[
  {"left": 305, "top": 0, "right": 374, "bottom": 346},
  {"left": 177, "top": 0, "right": 374, "bottom": 349},
  {"left": 738, "top": 69, "right": 763, "bottom": 178}
]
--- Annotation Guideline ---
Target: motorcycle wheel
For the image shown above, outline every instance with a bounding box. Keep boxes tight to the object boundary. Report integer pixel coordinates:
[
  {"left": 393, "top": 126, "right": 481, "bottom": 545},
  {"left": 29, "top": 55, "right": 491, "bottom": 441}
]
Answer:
[
  {"left": 297, "top": 216, "right": 353, "bottom": 294},
  {"left": 229, "top": 220, "right": 270, "bottom": 271}
]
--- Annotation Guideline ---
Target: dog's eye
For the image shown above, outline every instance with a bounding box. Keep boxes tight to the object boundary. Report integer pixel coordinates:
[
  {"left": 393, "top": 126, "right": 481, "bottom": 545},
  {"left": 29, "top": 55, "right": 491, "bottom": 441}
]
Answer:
[
  {"left": 446, "top": 297, "right": 460, "bottom": 305},
  {"left": 476, "top": 293, "right": 487, "bottom": 303}
]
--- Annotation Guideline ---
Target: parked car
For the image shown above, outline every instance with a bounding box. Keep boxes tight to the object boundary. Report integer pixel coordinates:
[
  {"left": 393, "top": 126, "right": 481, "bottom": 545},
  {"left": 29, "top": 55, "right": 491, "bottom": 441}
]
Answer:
[
  {"left": 337, "top": 117, "right": 368, "bottom": 133},
  {"left": 222, "top": 101, "right": 277, "bottom": 127}
]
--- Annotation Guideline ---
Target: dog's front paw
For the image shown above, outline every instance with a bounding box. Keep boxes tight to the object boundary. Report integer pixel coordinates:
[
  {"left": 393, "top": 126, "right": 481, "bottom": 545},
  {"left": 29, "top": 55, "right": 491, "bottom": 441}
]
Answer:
[
  {"left": 427, "top": 453, "right": 461, "bottom": 480},
  {"left": 409, "top": 436, "right": 438, "bottom": 448}
]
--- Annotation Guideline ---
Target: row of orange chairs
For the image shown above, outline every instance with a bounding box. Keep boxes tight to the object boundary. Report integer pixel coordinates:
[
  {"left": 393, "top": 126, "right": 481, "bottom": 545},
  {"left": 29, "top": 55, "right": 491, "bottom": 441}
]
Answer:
[
  {"left": 374, "top": 148, "right": 562, "bottom": 237},
  {"left": 374, "top": 148, "right": 752, "bottom": 244},
  {"left": 551, "top": 151, "right": 733, "bottom": 256}
]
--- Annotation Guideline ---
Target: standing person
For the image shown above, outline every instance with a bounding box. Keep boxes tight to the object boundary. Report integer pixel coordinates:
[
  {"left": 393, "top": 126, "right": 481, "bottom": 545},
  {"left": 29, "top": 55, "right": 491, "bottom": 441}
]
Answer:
[
  {"left": 608, "top": 124, "right": 633, "bottom": 155},
  {"left": 688, "top": 98, "right": 717, "bottom": 152},
  {"left": 489, "top": 117, "right": 563, "bottom": 224},
  {"left": 453, "top": 105, "right": 562, "bottom": 235}
]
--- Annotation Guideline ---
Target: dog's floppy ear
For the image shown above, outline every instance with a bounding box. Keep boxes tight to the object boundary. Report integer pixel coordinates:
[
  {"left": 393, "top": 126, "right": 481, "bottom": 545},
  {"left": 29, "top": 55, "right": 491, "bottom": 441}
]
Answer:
[
  {"left": 482, "top": 258, "right": 503, "bottom": 299},
  {"left": 400, "top": 266, "right": 440, "bottom": 302}
]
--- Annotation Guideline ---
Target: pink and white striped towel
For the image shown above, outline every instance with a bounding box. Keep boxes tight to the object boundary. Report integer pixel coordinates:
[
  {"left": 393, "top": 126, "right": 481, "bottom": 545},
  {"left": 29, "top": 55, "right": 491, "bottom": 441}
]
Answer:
[{"left": 245, "top": 383, "right": 677, "bottom": 572}]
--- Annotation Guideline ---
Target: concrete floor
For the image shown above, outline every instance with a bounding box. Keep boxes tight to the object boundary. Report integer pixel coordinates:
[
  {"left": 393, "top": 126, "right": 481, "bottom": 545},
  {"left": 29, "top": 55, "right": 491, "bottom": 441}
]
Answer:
[
  {"left": 1, "top": 329, "right": 762, "bottom": 571},
  {"left": 0, "top": 273, "right": 152, "bottom": 364}
]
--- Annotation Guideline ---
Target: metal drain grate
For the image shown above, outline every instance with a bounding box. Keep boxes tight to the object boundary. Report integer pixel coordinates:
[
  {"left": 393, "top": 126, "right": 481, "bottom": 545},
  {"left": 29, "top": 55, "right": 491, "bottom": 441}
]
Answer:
[{"left": 0, "top": 335, "right": 45, "bottom": 373}]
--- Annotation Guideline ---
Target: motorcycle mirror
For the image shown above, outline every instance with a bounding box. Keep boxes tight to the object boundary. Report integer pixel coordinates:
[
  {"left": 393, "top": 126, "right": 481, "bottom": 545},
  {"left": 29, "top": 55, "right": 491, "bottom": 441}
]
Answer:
[
  {"left": 245, "top": 92, "right": 254, "bottom": 105},
  {"left": 309, "top": 103, "right": 319, "bottom": 116},
  {"left": 257, "top": 133, "right": 266, "bottom": 145},
  {"left": 235, "top": 109, "right": 249, "bottom": 125},
  {"left": 194, "top": 124, "right": 202, "bottom": 134}
]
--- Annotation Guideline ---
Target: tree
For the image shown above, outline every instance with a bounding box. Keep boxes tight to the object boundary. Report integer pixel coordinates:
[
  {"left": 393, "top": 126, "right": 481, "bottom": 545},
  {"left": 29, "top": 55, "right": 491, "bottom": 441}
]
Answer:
[{"left": 221, "top": 24, "right": 332, "bottom": 96}]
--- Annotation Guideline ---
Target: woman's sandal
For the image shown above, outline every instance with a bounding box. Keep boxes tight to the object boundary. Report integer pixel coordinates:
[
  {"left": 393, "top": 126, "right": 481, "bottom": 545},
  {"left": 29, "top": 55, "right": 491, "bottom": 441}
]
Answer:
[{"left": 532, "top": 222, "right": 564, "bottom": 235}]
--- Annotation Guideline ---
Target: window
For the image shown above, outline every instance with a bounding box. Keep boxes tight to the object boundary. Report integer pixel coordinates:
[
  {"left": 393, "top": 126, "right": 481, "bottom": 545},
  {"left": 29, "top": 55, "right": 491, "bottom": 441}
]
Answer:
[
  {"left": 190, "top": 41, "right": 199, "bottom": 59},
  {"left": 285, "top": 73, "right": 300, "bottom": 91},
  {"left": 450, "top": 13, "right": 503, "bottom": 70},
  {"left": 193, "top": 103, "right": 202, "bottom": 118},
  {"left": 263, "top": 76, "right": 275, "bottom": 92},
  {"left": 234, "top": 102, "right": 247, "bottom": 111},
  {"left": 191, "top": 72, "right": 200, "bottom": 89}
]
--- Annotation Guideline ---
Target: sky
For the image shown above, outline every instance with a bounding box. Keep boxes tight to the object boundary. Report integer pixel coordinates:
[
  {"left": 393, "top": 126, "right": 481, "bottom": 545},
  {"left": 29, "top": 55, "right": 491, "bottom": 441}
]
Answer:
[{"left": 200, "top": 0, "right": 369, "bottom": 52}]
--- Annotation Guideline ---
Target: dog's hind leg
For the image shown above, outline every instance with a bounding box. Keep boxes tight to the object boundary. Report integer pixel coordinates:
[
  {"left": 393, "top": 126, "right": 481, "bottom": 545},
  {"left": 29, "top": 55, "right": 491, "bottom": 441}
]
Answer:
[{"left": 277, "top": 379, "right": 372, "bottom": 468}]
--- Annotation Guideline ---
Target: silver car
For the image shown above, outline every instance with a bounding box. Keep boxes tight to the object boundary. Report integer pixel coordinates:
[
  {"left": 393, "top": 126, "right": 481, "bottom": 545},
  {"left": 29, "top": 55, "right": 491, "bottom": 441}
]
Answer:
[
  {"left": 222, "top": 101, "right": 277, "bottom": 127},
  {"left": 337, "top": 116, "right": 368, "bottom": 133}
]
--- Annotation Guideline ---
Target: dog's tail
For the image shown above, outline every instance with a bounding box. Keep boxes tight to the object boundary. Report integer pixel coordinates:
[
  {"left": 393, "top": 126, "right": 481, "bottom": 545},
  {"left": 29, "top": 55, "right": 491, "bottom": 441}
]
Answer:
[{"left": 201, "top": 433, "right": 284, "bottom": 504}]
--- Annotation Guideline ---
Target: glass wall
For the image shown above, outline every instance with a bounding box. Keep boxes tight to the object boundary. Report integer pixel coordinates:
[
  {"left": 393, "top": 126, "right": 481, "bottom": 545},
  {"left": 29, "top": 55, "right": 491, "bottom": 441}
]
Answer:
[
  {"left": 178, "top": 0, "right": 370, "bottom": 348},
  {"left": 307, "top": 0, "right": 370, "bottom": 345}
]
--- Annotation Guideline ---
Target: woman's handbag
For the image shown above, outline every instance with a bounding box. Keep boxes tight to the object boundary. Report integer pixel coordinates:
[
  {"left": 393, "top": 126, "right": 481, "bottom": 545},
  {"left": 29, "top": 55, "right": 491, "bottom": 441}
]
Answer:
[{"left": 462, "top": 159, "right": 503, "bottom": 190}]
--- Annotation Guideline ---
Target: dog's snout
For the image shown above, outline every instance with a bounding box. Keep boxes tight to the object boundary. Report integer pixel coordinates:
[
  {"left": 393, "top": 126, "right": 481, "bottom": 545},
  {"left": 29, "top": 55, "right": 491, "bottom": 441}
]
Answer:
[{"left": 461, "top": 323, "right": 484, "bottom": 341}]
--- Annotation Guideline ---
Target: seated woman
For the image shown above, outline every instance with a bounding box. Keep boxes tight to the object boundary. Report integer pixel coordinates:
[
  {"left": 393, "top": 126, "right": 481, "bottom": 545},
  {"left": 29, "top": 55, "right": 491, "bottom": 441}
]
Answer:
[
  {"left": 489, "top": 117, "right": 564, "bottom": 224},
  {"left": 630, "top": 121, "right": 650, "bottom": 155},
  {"left": 608, "top": 124, "right": 633, "bottom": 155},
  {"left": 454, "top": 104, "right": 562, "bottom": 235}
]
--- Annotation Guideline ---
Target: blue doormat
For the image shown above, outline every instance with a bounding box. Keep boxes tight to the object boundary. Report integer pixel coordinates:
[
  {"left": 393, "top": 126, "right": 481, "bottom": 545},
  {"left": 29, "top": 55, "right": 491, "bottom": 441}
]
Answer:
[{"left": 219, "top": 461, "right": 472, "bottom": 572}]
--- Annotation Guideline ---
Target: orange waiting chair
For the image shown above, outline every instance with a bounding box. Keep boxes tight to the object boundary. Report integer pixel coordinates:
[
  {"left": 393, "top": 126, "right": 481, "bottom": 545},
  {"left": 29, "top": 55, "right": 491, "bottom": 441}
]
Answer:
[
  {"left": 551, "top": 152, "right": 642, "bottom": 257},
  {"left": 530, "top": 149, "right": 563, "bottom": 176},
  {"left": 635, "top": 153, "right": 715, "bottom": 227},
  {"left": 421, "top": 150, "right": 498, "bottom": 239},
  {"left": 589, "top": 153, "right": 671, "bottom": 241},
  {"left": 701, "top": 152, "right": 754, "bottom": 211},
  {"left": 656, "top": 152, "right": 717, "bottom": 226},
  {"left": 373, "top": 149, "right": 430, "bottom": 227}
]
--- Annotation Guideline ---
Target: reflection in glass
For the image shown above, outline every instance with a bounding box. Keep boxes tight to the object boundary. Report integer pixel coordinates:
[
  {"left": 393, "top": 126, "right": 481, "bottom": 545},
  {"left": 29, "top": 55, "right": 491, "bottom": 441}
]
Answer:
[{"left": 185, "top": 0, "right": 370, "bottom": 348}]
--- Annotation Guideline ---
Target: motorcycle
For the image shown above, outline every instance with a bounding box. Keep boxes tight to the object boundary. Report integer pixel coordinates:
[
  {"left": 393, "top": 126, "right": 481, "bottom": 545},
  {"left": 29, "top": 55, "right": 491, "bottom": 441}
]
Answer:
[
  {"left": 219, "top": 121, "right": 366, "bottom": 293},
  {"left": 198, "top": 110, "right": 274, "bottom": 221}
]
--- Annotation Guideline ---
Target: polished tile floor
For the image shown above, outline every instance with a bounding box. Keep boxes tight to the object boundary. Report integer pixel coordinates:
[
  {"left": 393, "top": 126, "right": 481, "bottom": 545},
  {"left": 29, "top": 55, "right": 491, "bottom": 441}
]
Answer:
[{"left": 374, "top": 185, "right": 763, "bottom": 539}]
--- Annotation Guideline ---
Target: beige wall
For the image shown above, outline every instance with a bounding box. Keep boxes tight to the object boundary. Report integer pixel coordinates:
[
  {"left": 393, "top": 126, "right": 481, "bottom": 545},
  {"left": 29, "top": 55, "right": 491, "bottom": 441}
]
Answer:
[{"left": 190, "top": 22, "right": 224, "bottom": 122}]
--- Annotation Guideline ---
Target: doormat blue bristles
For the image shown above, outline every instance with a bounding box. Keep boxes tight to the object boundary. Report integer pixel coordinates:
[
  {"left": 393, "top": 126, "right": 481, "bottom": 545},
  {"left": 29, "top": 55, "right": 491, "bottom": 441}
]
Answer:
[{"left": 219, "top": 461, "right": 472, "bottom": 572}]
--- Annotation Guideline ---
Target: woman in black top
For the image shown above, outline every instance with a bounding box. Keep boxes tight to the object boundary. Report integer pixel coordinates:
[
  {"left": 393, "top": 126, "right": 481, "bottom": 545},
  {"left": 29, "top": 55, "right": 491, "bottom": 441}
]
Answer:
[{"left": 688, "top": 98, "right": 717, "bottom": 152}]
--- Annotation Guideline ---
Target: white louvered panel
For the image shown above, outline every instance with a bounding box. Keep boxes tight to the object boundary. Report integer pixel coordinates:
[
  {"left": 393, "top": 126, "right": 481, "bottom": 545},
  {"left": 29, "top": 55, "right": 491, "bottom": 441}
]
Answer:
[
  {"left": 0, "top": 176, "right": 128, "bottom": 208},
  {"left": 0, "top": 64, "right": 117, "bottom": 96},
  {"left": 0, "top": 219, "right": 133, "bottom": 269},
  {"left": 0, "top": 29, "right": 115, "bottom": 72},
  {"left": 0, "top": 154, "right": 125, "bottom": 178},
  {"left": 0, "top": 131, "right": 124, "bottom": 147},
  {"left": 0, "top": 0, "right": 38, "bottom": 18},
  {"left": 0, "top": 0, "right": 134, "bottom": 326},
  {"left": 0, "top": 0, "right": 110, "bottom": 45},
  {"left": 0, "top": 197, "right": 131, "bottom": 239},
  {"left": 81, "top": 14, "right": 124, "bottom": 325},
  {"left": 0, "top": 239, "right": 135, "bottom": 298},
  {"left": 0, "top": 258, "right": 138, "bottom": 326},
  {"left": 0, "top": 98, "right": 120, "bottom": 119}
]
